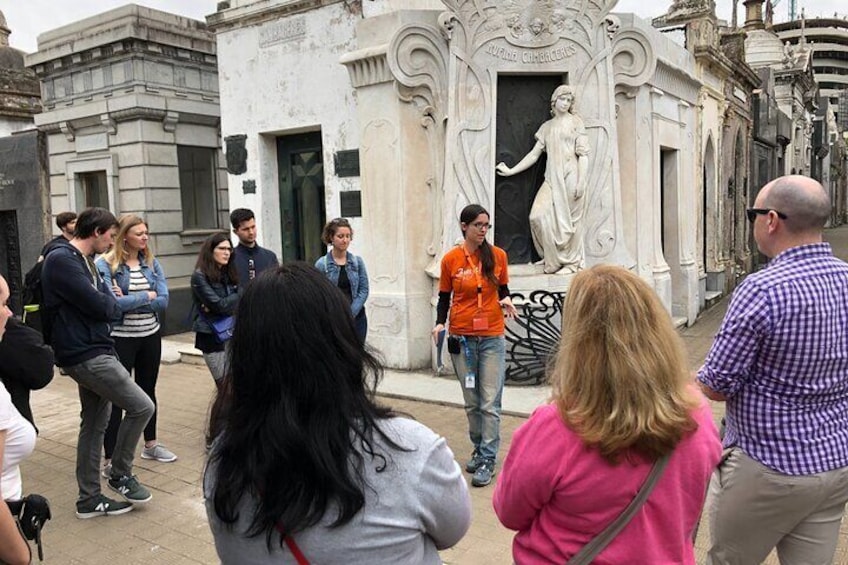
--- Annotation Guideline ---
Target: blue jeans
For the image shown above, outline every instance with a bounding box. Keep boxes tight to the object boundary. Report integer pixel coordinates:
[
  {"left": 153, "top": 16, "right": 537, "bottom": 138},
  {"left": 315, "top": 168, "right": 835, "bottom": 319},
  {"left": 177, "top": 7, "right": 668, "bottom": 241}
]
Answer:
[{"left": 449, "top": 335, "right": 506, "bottom": 462}]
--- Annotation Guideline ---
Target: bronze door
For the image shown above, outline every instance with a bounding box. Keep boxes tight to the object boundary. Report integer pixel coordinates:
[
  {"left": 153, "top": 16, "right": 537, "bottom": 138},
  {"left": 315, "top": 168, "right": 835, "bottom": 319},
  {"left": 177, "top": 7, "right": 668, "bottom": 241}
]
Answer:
[
  {"left": 276, "top": 132, "right": 326, "bottom": 263},
  {"left": 495, "top": 75, "right": 563, "bottom": 264}
]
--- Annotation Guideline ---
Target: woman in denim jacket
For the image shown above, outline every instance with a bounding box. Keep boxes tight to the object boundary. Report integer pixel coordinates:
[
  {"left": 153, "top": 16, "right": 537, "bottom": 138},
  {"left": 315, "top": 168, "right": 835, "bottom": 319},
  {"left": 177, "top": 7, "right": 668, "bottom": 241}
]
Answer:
[
  {"left": 96, "top": 214, "right": 176, "bottom": 476},
  {"left": 191, "top": 232, "right": 239, "bottom": 389},
  {"left": 315, "top": 218, "right": 369, "bottom": 343}
]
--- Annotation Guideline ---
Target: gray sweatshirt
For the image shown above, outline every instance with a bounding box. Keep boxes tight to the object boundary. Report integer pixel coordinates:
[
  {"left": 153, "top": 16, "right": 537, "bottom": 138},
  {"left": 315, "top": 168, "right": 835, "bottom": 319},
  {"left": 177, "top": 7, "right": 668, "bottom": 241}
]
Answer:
[{"left": 204, "top": 416, "right": 471, "bottom": 564}]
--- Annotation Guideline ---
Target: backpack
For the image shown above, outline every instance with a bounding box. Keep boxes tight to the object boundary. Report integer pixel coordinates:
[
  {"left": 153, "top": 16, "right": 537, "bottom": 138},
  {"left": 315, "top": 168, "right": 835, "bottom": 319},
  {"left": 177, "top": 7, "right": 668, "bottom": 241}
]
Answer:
[{"left": 22, "top": 259, "right": 45, "bottom": 307}]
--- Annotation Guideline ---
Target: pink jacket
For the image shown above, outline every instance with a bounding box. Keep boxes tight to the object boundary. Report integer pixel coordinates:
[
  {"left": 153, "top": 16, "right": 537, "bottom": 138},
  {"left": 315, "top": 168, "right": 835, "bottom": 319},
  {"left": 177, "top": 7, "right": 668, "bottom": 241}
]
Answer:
[{"left": 493, "top": 396, "right": 721, "bottom": 564}]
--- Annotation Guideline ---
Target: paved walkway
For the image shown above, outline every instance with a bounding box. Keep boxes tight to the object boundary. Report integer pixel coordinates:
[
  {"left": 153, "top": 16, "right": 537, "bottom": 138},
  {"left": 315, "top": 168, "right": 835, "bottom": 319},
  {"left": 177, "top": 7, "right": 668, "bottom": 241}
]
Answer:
[{"left": 16, "top": 225, "right": 848, "bottom": 564}]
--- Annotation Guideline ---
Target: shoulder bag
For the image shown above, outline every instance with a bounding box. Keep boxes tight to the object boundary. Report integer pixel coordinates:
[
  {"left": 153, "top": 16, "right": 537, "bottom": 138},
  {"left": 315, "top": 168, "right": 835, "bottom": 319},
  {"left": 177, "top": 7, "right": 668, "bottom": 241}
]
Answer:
[{"left": 566, "top": 453, "right": 671, "bottom": 565}]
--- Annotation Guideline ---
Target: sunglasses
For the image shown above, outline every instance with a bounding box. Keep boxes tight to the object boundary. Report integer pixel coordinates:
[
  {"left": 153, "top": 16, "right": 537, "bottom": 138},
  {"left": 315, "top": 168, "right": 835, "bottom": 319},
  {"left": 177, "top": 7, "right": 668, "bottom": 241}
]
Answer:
[{"left": 746, "top": 208, "right": 788, "bottom": 223}]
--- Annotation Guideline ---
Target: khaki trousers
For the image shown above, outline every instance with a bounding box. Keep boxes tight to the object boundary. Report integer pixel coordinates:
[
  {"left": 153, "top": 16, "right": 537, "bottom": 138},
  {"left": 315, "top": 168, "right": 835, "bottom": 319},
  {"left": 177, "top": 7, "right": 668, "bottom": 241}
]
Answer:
[{"left": 705, "top": 447, "right": 848, "bottom": 565}]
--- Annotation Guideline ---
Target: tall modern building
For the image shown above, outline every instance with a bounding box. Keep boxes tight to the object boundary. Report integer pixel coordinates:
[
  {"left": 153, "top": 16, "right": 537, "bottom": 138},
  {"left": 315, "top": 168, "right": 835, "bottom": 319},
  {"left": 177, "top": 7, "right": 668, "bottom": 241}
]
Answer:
[{"left": 774, "top": 17, "right": 848, "bottom": 123}]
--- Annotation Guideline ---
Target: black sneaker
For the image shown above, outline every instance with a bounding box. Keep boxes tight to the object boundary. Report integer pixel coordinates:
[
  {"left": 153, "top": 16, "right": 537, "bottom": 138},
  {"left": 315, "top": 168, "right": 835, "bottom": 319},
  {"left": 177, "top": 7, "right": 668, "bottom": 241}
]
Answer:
[
  {"left": 465, "top": 451, "right": 485, "bottom": 473},
  {"left": 75, "top": 494, "right": 133, "bottom": 519},
  {"left": 471, "top": 459, "right": 496, "bottom": 487},
  {"left": 108, "top": 474, "right": 152, "bottom": 504}
]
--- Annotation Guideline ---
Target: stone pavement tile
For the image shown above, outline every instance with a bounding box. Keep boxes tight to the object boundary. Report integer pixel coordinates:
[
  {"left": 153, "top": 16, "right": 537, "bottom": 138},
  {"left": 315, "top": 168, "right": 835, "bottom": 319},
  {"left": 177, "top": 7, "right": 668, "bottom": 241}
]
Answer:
[{"left": 21, "top": 314, "right": 848, "bottom": 565}]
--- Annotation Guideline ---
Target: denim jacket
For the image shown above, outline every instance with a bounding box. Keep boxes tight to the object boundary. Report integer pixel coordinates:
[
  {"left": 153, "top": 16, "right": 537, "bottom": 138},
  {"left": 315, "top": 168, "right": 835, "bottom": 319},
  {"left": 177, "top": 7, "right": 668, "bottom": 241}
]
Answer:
[
  {"left": 95, "top": 255, "right": 169, "bottom": 322},
  {"left": 315, "top": 251, "right": 369, "bottom": 317}
]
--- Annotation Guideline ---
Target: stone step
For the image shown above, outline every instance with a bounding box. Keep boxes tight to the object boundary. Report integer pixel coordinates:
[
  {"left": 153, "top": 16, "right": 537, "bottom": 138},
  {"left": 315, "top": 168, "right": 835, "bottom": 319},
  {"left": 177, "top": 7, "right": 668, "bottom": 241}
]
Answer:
[
  {"left": 704, "top": 290, "right": 723, "bottom": 309},
  {"left": 673, "top": 316, "right": 688, "bottom": 329},
  {"left": 178, "top": 346, "right": 205, "bottom": 365}
]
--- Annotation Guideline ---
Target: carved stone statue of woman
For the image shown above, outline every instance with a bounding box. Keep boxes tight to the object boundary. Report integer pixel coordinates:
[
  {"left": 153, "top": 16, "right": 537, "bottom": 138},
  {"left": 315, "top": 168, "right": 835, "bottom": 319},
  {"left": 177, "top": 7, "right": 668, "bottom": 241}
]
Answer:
[{"left": 496, "top": 85, "right": 590, "bottom": 274}]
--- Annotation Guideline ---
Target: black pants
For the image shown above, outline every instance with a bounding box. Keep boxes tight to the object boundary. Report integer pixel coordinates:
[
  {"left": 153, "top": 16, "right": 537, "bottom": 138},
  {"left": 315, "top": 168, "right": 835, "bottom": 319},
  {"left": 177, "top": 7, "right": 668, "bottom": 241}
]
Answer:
[{"left": 103, "top": 332, "right": 162, "bottom": 459}]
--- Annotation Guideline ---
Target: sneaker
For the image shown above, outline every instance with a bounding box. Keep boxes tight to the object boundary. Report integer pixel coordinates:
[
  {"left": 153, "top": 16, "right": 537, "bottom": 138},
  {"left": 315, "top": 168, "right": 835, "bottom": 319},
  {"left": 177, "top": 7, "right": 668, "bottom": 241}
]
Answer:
[
  {"left": 471, "top": 459, "right": 496, "bottom": 487},
  {"left": 75, "top": 494, "right": 133, "bottom": 519},
  {"left": 101, "top": 462, "right": 112, "bottom": 479},
  {"left": 108, "top": 474, "right": 152, "bottom": 504},
  {"left": 141, "top": 444, "right": 178, "bottom": 463},
  {"left": 465, "top": 451, "right": 485, "bottom": 473}
]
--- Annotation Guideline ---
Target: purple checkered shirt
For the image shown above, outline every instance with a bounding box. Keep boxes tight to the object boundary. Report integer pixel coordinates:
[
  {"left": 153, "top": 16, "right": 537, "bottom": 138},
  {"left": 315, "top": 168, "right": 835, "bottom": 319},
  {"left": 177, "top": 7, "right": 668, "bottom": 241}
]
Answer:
[{"left": 697, "top": 243, "right": 848, "bottom": 475}]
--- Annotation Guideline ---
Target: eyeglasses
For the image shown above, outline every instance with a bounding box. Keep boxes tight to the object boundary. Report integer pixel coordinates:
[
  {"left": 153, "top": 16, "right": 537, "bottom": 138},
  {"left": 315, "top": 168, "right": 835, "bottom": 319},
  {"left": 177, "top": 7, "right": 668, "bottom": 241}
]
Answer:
[
  {"left": 471, "top": 222, "right": 492, "bottom": 231},
  {"left": 746, "top": 208, "right": 788, "bottom": 223},
  {"left": 215, "top": 246, "right": 233, "bottom": 252}
]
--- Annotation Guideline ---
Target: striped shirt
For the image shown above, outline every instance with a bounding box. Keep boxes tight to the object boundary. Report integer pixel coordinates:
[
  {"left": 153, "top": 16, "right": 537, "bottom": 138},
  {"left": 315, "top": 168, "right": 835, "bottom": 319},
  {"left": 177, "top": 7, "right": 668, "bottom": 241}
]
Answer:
[
  {"left": 697, "top": 243, "right": 848, "bottom": 475},
  {"left": 111, "top": 266, "right": 160, "bottom": 338}
]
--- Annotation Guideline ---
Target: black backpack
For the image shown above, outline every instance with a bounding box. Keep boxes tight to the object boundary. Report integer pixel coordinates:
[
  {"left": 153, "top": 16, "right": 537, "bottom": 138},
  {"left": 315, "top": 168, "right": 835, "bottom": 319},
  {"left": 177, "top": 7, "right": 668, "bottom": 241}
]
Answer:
[{"left": 22, "top": 259, "right": 45, "bottom": 307}]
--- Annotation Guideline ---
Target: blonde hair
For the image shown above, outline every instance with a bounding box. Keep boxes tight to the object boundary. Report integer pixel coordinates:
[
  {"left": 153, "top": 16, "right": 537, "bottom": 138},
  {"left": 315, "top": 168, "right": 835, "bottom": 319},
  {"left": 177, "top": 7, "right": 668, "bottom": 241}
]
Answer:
[
  {"left": 551, "top": 265, "right": 699, "bottom": 463},
  {"left": 103, "top": 214, "right": 155, "bottom": 273}
]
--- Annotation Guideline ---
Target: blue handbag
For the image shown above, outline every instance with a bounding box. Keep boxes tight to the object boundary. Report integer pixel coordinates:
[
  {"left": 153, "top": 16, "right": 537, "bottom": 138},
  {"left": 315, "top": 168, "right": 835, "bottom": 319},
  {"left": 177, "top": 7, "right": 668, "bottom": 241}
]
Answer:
[{"left": 201, "top": 312, "right": 235, "bottom": 343}]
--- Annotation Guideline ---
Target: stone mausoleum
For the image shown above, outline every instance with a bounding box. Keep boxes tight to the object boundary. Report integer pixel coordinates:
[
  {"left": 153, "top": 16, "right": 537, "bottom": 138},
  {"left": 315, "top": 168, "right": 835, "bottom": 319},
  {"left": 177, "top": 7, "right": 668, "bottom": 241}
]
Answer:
[
  {"left": 210, "top": 0, "right": 723, "bottom": 370},
  {"left": 26, "top": 5, "right": 229, "bottom": 331}
]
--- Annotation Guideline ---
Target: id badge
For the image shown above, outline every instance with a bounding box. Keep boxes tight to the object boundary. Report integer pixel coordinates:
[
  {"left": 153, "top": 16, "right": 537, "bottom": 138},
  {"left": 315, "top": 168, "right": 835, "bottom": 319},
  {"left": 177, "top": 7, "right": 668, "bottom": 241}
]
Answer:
[
  {"left": 465, "top": 373, "right": 476, "bottom": 389},
  {"left": 472, "top": 314, "right": 489, "bottom": 332}
]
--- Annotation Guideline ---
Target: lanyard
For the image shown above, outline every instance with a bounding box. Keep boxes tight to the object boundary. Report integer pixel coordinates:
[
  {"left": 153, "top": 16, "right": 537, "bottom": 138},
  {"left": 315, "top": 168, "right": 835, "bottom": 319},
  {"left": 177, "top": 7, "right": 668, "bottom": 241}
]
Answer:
[{"left": 463, "top": 246, "right": 484, "bottom": 311}]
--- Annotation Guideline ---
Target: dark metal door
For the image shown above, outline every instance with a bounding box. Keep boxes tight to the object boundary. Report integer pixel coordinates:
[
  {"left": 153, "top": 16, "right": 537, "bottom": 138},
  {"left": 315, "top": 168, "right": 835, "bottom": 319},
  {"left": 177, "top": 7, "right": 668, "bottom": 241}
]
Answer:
[
  {"left": 495, "top": 75, "right": 562, "bottom": 264},
  {"left": 276, "top": 132, "right": 326, "bottom": 263}
]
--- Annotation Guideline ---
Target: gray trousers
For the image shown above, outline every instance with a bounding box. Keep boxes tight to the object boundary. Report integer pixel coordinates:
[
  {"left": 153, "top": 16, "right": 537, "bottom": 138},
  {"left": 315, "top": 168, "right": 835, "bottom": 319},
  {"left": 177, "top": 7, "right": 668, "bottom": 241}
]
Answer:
[{"left": 65, "top": 354, "right": 155, "bottom": 505}]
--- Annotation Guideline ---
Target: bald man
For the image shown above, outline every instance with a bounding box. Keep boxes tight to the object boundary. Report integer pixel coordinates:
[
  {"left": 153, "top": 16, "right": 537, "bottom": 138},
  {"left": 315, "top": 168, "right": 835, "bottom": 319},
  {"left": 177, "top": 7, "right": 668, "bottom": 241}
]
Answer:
[{"left": 698, "top": 175, "right": 848, "bottom": 565}]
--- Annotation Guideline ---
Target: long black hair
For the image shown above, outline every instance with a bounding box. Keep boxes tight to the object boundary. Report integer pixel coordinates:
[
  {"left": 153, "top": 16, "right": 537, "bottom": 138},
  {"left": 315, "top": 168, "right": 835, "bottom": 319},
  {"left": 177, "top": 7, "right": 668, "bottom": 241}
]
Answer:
[
  {"left": 459, "top": 204, "right": 498, "bottom": 286},
  {"left": 208, "top": 262, "right": 402, "bottom": 547},
  {"left": 196, "top": 231, "right": 238, "bottom": 284}
]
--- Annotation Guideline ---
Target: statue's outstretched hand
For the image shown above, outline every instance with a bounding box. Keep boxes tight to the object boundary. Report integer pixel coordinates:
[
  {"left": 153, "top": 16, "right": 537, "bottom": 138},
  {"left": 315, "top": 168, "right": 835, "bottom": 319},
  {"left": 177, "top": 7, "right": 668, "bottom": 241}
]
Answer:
[{"left": 495, "top": 162, "right": 512, "bottom": 176}]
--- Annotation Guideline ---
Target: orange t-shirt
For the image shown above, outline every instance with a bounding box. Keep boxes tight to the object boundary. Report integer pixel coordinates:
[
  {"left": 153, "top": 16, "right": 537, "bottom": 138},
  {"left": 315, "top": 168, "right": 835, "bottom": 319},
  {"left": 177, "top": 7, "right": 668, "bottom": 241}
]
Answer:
[{"left": 439, "top": 244, "right": 509, "bottom": 336}]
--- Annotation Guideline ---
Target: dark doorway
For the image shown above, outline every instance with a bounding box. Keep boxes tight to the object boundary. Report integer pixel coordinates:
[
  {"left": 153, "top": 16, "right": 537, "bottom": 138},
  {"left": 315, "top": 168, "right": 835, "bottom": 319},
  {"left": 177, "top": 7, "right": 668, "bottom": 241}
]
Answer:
[
  {"left": 77, "top": 171, "right": 109, "bottom": 209},
  {"left": 0, "top": 210, "right": 22, "bottom": 315},
  {"left": 276, "top": 132, "right": 326, "bottom": 263},
  {"left": 495, "top": 74, "right": 563, "bottom": 264}
]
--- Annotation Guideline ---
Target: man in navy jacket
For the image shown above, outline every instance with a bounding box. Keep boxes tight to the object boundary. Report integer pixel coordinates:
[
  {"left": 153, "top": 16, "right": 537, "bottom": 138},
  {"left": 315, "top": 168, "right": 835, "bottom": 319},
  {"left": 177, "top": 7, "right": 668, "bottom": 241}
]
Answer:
[
  {"left": 230, "top": 208, "right": 279, "bottom": 284},
  {"left": 42, "top": 207, "right": 154, "bottom": 519}
]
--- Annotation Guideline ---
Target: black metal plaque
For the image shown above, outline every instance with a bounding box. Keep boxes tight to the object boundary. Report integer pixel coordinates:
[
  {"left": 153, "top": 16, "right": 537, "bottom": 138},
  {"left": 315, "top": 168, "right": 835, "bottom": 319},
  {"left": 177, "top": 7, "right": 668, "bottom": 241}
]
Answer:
[
  {"left": 225, "top": 134, "right": 247, "bottom": 175},
  {"left": 242, "top": 179, "right": 256, "bottom": 194},
  {"left": 340, "top": 191, "right": 362, "bottom": 218},
  {"left": 334, "top": 149, "right": 360, "bottom": 178}
]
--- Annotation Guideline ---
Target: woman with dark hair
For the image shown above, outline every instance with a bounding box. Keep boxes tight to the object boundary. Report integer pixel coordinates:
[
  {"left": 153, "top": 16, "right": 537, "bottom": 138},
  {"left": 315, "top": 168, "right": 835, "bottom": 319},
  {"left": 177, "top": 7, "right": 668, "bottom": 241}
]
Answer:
[
  {"left": 315, "top": 218, "right": 369, "bottom": 343},
  {"left": 97, "top": 215, "right": 175, "bottom": 475},
  {"left": 493, "top": 265, "right": 721, "bottom": 564},
  {"left": 191, "top": 232, "right": 238, "bottom": 387},
  {"left": 432, "top": 204, "right": 517, "bottom": 488},
  {"left": 204, "top": 263, "right": 470, "bottom": 563}
]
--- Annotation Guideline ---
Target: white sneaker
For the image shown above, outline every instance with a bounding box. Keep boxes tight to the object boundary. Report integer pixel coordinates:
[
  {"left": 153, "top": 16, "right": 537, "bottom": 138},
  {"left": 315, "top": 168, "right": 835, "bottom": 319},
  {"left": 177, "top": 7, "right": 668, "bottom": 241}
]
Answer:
[
  {"left": 141, "top": 444, "right": 178, "bottom": 463},
  {"left": 101, "top": 462, "right": 112, "bottom": 479}
]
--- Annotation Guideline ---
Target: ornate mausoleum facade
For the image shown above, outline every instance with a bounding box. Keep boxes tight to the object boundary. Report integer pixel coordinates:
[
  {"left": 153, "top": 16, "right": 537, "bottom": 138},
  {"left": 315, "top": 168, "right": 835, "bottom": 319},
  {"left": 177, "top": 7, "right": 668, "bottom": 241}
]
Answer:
[{"left": 212, "top": 0, "right": 720, "bottom": 369}]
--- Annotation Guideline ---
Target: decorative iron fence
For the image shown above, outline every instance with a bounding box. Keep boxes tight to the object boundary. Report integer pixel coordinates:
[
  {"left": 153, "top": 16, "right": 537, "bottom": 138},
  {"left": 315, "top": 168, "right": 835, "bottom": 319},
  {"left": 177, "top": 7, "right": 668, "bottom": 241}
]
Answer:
[{"left": 504, "top": 289, "right": 566, "bottom": 386}]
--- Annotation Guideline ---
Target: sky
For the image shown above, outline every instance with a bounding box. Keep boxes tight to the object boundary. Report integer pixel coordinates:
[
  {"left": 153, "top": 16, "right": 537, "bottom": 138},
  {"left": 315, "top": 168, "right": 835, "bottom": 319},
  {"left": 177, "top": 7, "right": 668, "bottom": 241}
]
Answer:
[{"left": 3, "top": 0, "right": 847, "bottom": 54}]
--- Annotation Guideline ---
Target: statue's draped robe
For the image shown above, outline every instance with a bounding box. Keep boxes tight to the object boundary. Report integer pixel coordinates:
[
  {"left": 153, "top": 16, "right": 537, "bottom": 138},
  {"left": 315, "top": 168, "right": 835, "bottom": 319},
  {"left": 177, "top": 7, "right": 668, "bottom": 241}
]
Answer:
[{"left": 529, "top": 113, "right": 590, "bottom": 273}]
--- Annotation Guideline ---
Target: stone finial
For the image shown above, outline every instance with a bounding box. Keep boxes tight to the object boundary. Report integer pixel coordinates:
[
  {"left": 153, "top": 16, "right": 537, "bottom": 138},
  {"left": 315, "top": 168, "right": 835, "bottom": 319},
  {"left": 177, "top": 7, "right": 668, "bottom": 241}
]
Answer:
[
  {"left": 0, "top": 9, "right": 10, "bottom": 48},
  {"left": 743, "top": 0, "right": 765, "bottom": 30}
]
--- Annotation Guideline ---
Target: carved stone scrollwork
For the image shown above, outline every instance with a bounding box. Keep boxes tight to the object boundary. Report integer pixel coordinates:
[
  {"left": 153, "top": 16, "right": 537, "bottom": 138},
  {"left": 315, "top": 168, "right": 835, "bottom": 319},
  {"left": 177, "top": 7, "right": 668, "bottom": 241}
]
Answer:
[
  {"left": 388, "top": 24, "right": 450, "bottom": 257},
  {"left": 610, "top": 28, "right": 656, "bottom": 88},
  {"left": 605, "top": 15, "right": 620, "bottom": 40}
]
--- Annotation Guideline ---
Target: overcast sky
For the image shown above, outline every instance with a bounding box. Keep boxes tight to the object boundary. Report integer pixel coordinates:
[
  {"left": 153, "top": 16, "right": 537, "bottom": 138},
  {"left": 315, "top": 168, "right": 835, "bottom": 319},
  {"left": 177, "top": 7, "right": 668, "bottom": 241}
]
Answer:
[{"left": 4, "top": 0, "right": 847, "bottom": 54}]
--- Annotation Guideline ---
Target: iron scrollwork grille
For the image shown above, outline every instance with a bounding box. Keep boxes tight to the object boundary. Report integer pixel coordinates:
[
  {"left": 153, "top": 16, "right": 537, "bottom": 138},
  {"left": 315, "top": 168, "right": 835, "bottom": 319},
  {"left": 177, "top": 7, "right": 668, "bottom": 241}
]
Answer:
[{"left": 504, "top": 289, "right": 566, "bottom": 386}]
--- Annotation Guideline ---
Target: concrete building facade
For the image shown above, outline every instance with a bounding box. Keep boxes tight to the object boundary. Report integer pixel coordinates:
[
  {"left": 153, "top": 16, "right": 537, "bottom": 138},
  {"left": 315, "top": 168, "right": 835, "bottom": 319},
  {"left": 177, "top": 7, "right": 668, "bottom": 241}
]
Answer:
[{"left": 26, "top": 5, "right": 229, "bottom": 331}]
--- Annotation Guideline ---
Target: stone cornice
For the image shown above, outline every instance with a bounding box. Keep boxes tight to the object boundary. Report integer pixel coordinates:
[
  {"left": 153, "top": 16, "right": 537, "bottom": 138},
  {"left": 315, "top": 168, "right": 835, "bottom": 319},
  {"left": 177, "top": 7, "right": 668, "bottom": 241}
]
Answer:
[
  {"left": 28, "top": 39, "right": 217, "bottom": 79},
  {"left": 652, "top": 60, "right": 702, "bottom": 105},
  {"left": 207, "top": 0, "right": 346, "bottom": 34},
  {"left": 339, "top": 44, "right": 392, "bottom": 88},
  {"left": 37, "top": 106, "right": 220, "bottom": 133}
]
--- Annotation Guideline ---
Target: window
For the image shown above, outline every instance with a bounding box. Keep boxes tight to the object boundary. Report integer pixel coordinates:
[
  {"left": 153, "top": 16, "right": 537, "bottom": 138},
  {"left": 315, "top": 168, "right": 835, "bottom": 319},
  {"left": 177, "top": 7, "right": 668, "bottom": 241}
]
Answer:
[
  {"left": 178, "top": 146, "right": 218, "bottom": 230},
  {"left": 77, "top": 171, "right": 109, "bottom": 209}
]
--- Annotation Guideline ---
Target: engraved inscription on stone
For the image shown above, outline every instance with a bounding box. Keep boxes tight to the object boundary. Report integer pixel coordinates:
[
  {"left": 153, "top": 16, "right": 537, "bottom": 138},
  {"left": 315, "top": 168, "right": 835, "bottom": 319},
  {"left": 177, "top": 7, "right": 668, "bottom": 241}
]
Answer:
[
  {"left": 259, "top": 18, "right": 306, "bottom": 47},
  {"left": 484, "top": 41, "right": 577, "bottom": 64}
]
